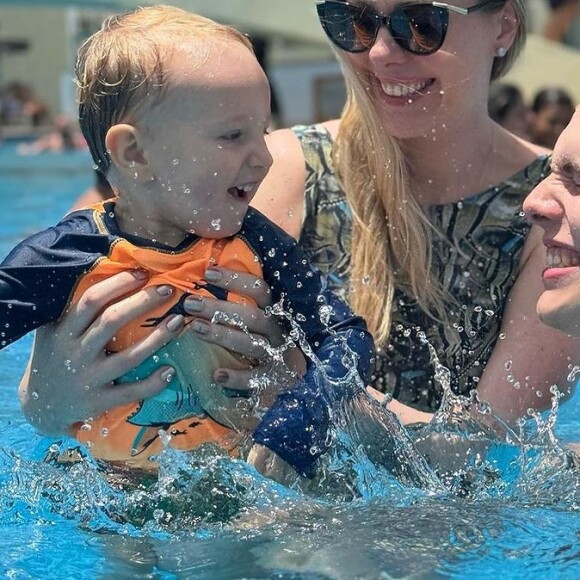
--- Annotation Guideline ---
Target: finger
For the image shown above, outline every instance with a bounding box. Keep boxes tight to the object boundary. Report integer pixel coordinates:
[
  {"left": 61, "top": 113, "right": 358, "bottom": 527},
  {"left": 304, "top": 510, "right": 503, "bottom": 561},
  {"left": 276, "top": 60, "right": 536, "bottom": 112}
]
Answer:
[
  {"left": 94, "top": 366, "right": 175, "bottom": 413},
  {"left": 192, "top": 320, "right": 271, "bottom": 359},
  {"left": 247, "top": 443, "right": 270, "bottom": 470},
  {"left": 204, "top": 268, "right": 272, "bottom": 309},
  {"left": 81, "top": 284, "right": 176, "bottom": 353},
  {"left": 214, "top": 367, "right": 284, "bottom": 412},
  {"left": 184, "top": 295, "right": 283, "bottom": 338},
  {"left": 99, "top": 313, "right": 186, "bottom": 382},
  {"left": 214, "top": 367, "right": 255, "bottom": 390},
  {"left": 66, "top": 270, "right": 150, "bottom": 336}
]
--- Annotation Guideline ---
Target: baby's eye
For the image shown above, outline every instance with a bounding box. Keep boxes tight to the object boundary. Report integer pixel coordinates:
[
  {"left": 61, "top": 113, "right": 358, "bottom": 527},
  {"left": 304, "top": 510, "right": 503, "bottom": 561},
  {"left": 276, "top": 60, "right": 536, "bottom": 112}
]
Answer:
[{"left": 220, "top": 130, "right": 242, "bottom": 141}]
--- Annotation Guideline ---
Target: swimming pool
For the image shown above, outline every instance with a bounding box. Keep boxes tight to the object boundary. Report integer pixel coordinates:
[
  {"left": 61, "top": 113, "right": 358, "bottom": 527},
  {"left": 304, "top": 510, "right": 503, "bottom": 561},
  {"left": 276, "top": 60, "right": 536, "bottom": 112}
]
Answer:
[{"left": 2, "top": 143, "right": 580, "bottom": 579}]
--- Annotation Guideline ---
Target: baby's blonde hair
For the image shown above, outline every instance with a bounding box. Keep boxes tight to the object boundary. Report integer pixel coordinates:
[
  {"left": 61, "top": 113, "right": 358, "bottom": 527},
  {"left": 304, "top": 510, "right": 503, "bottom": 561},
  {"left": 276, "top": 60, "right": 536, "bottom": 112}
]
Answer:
[
  {"left": 76, "top": 4, "right": 252, "bottom": 174},
  {"left": 334, "top": 0, "right": 527, "bottom": 345}
]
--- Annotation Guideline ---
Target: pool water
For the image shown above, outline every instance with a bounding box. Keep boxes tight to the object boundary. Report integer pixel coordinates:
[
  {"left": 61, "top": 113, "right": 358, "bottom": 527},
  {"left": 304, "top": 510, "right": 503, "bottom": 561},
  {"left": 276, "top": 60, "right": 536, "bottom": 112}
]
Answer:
[{"left": 2, "top": 144, "right": 580, "bottom": 579}]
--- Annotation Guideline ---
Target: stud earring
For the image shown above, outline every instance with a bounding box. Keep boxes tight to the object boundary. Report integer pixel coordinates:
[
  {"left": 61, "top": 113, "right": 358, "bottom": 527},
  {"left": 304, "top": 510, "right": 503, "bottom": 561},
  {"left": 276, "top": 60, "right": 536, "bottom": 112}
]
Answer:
[{"left": 496, "top": 47, "right": 507, "bottom": 58}]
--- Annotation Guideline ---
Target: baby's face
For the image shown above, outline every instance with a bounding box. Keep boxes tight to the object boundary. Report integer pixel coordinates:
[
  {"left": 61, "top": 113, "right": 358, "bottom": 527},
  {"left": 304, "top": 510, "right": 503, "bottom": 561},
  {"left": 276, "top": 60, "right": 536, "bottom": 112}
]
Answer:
[
  {"left": 523, "top": 107, "right": 580, "bottom": 336},
  {"left": 134, "top": 40, "right": 272, "bottom": 242}
]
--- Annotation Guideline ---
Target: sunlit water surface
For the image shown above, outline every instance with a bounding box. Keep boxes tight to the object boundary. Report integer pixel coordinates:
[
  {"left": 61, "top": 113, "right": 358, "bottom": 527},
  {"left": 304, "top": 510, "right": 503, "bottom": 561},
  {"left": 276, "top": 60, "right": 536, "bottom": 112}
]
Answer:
[{"left": 2, "top": 145, "right": 580, "bottom": 579}]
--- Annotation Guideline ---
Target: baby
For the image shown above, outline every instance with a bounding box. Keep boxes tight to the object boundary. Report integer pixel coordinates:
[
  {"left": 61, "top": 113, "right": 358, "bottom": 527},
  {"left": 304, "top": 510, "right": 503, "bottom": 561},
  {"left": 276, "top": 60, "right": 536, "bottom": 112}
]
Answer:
[{"left": 0, "top": 5, "right": 374, "bottom": 478}]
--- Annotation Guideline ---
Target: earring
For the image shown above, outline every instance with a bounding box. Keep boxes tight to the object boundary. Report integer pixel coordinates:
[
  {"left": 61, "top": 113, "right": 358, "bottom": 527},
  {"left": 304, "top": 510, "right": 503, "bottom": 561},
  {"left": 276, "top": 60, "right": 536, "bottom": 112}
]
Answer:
[{"left": 496, "top": 47, "right": 507, "bottom": 58}]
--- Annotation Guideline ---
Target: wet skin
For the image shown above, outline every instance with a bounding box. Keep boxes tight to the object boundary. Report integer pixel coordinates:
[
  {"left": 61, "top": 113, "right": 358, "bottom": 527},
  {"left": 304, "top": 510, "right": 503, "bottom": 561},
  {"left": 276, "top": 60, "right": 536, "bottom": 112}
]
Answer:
[{"left": 523, "top": 107, "right": 580, "bottom": 337}]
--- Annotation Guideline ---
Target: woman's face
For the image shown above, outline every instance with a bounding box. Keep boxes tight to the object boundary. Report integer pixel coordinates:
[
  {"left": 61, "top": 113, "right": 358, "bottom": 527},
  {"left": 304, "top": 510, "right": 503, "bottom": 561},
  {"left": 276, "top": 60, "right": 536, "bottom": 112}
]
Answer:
[{"left": 339, "top": 0, "right": 515, "bottom": 139}]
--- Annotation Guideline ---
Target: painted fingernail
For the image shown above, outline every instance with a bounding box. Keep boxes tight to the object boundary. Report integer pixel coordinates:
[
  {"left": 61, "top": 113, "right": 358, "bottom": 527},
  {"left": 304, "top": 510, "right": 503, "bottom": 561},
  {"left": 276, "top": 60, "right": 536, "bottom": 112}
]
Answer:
[
  {"left": 184, "top": 295, "right": 204, "bottom": 312},
  {"left": 193, "top": 320, "right": 209, "bottom": 335},
  {"left": 215, "top": 370, "right": 229, "bottom": 384},
  {"left": 132, "top": 269, "right": 148, "bottom": 280},
  {"left": 160, "top": 367, "right": 175, "bottom": 382},
  {"left": 157, "top": 285, "right": 174, "bottom": 296},
  {"left": 205, "top": 269, "right": 223, "bottom": 282},
  {"left": 166, "top": 314, "right": 185, "bottom": 332}
]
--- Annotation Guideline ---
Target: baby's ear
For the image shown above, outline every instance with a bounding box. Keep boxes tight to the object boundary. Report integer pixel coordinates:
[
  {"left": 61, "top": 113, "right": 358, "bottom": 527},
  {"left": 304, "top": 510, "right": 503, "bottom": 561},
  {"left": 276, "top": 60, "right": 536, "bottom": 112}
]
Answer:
[{"left": 105, "top": 124, "right": 152, "bottom": 182}]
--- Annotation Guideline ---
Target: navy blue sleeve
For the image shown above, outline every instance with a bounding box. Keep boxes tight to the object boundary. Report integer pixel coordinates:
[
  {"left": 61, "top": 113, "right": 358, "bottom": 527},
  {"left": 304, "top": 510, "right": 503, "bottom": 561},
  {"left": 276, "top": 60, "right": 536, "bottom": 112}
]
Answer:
[
  {"left": 239, "top": 209, "right": 375, "bottom": 476},
  {"left": 0, "top": 211, "right": 112, "bottom": 348}
]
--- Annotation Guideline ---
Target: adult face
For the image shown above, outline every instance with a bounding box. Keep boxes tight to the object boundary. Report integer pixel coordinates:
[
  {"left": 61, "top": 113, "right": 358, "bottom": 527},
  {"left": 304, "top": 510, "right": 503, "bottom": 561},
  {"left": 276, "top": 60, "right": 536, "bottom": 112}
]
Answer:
[
  {"left": 323, "top": 0, "right": 519, "bottom": 139},
  {"left": 523, "top": 107, "right": 580, "bottom": 336}
]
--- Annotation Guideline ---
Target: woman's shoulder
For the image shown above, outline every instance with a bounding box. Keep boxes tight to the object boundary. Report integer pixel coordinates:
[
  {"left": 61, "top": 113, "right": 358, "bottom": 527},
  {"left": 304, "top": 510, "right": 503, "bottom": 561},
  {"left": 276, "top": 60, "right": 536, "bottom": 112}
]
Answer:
[
  {"left": 486, "top": 131, "right": 551, "bottom": 193},
  {"left": 291, "top": 119, "right": 340, "bottom": 140}
]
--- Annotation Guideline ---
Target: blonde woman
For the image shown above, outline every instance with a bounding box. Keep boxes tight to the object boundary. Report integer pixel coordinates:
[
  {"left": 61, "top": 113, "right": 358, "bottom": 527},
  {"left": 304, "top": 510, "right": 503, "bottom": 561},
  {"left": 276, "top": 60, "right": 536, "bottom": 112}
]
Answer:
[{"left": 20, "top": 1, "right": 578, "bottom": 457}]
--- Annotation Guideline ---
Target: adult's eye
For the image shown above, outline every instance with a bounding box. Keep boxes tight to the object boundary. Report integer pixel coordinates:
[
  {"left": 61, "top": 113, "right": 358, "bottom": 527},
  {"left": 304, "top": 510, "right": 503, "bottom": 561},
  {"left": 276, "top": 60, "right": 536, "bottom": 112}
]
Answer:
[{"left": 221, "top": 130, "right": 242, "bottom": 141}]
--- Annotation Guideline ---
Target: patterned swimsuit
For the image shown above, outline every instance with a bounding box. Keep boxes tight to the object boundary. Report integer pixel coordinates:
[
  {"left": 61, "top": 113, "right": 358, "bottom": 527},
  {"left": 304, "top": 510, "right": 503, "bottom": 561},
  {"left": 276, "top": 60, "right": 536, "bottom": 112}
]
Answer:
[{"left": 295, "top": 124, "right": 550, "bottom": 411}]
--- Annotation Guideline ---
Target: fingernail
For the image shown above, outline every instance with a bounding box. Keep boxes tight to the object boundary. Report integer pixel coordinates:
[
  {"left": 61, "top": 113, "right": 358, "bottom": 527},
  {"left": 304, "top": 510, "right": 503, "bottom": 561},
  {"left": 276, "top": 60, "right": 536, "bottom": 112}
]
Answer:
[
  {"left": 160, "top": 367, "right": 175, "bottom": 382},
  {"left": 156, "top": 285, "right": 174, "bottom": 296},
  {"left": 184, "top": 295, "right": 204, "bottom": 312},
  {"left": 166, "top": 314, "right": 185, "bottom": 332},
  {"left": 205, "top": 269, "right": 222, "bottom": 282},
  {"left": 215, "top": 370, "right": 229, "bottom": 384},
  {"left": 192, "top": 320, "right": 209, "bottom": 335},
  {"left": 132, "top": 269, "right": 148, "bottom": 280}
]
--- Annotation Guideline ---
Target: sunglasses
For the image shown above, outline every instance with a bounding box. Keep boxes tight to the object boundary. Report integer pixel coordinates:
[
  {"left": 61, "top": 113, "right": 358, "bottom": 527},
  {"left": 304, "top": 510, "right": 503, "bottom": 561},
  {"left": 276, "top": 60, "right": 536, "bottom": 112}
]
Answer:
[{"left": 316, "top": 0, "right": 501, "bottom": 56}]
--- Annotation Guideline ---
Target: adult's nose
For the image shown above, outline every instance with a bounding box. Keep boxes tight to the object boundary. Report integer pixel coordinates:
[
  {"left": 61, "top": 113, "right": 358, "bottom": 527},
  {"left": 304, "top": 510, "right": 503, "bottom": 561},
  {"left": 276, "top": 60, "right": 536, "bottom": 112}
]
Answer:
[
  {"left": 367, "top": 26, "right": 408, "bottom": 65},
  {"left": 523, "top": 178, "right": 564, "bottom": 226}
]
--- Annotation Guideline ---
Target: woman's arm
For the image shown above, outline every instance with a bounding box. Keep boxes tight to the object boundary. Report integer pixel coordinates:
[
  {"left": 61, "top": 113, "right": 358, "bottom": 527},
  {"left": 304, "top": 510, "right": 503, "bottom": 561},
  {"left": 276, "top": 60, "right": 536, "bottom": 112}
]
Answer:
[{"left": 477, "top": 226, "right": 580, "bottom": 424}]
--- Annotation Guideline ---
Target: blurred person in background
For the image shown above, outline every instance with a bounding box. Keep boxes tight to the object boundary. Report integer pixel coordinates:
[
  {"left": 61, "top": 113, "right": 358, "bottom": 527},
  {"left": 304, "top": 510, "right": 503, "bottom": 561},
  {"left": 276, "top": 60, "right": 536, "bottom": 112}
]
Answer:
[
  {"left": 530, "top": 86, "right": 576, "bottom": 149},
  {"left": 544, "top": 0, "right": 580, "bottom": 49},
  {"left": 0, "top": 82, "right": 49, "bottom": 127},
  {"left": 17, "top": 114, "right": 87, "bottom": 155},
  {"left": 488, "top": 82, "right": 531, "bottom": 138}
]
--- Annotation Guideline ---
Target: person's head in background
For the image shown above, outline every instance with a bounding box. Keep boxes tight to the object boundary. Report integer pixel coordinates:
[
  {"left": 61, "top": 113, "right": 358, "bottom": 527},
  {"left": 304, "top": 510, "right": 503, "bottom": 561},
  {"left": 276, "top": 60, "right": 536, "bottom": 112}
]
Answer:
[
  {"left": 530, "top": 87, "right": 575, "bottom": 149},
  {"left": 488, "top": 82, "right": 531, "bottom": 139},
  {"left": 75, "top": 4, "right": 272, "bottom": 246},
  {"left": 523, "top": 106, "right": 580, "bottom": 336},
  {"left": 315, "top": 0, "right": 525, "bottom": 341}
]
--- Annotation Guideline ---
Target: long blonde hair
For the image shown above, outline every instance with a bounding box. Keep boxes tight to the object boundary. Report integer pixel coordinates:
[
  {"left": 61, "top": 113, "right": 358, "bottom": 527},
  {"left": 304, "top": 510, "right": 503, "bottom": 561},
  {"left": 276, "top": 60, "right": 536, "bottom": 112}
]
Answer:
[{"left": 333, "top": 0, "right": 527, "bottom": 345}]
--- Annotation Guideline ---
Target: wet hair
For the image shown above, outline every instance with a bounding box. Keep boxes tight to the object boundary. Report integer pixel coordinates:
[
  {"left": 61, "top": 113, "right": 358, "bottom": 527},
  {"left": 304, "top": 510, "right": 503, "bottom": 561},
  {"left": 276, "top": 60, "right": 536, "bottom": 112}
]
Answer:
[
  {"left": 488, "top": 82, "right": 525, "bottom": 124},
  {"left": 531, "top": 87, "right": 575, "bottom": 114},
  {"left": 332, "top": 0, "right": 527, "bottom": 344},
  {"left": 75, "top": 4, "right": 252, "bottom": 174}
]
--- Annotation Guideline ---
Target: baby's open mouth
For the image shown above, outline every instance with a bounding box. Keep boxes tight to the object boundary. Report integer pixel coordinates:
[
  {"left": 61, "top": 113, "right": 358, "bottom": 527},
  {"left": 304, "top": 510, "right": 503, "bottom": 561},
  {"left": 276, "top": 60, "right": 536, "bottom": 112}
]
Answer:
[{"left": 229, "top": 184, "right": 253, "bottom": 199}]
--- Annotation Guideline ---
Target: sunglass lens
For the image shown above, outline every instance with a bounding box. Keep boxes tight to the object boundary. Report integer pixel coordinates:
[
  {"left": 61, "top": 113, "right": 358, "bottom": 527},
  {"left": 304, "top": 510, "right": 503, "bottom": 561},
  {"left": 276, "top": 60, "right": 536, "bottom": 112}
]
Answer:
[
  {"left": 317, "top": 2, "right": 377, "bottom": 53},
  {"left": 391, "top": 5, "right": 448, "bottom": 55}
]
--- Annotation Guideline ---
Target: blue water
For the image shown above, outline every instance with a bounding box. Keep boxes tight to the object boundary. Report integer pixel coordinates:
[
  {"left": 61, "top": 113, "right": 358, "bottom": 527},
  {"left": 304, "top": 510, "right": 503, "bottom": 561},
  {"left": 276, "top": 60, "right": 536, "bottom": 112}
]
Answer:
[{"left": 2, "top": 143, "right": 580, "bottom": 579}]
